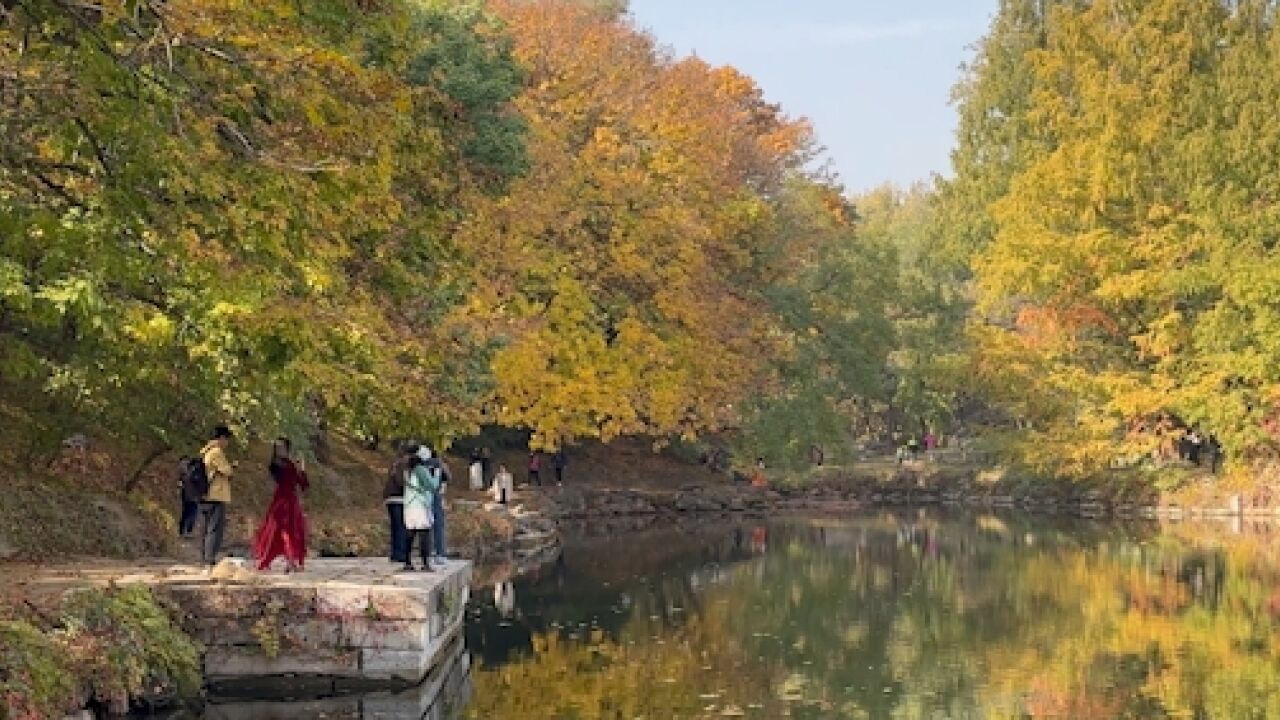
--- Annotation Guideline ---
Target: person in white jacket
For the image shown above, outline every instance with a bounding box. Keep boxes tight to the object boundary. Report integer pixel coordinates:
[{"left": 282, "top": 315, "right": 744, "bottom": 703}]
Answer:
[{"left": 492, "top": 464, "right": 514, "bottom": 505}]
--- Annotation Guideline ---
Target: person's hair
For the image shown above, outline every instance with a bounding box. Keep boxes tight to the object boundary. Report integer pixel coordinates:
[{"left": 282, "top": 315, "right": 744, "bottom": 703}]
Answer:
[
  {"left": 269, "top": 437, "right": 291, "bottom": 481},
  {"left": 212, "top": 424, "right": 232, "bottom": 440}
]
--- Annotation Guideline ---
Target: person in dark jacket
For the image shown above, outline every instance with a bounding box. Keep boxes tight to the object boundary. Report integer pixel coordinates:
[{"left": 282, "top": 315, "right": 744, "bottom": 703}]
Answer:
[
  {"left": 177, "top": 456, "right": 202, "bottom": 538},
  {"left": 384, "top": 445, "right": 414, "bottom": 564},
  {"left": 552, "top": 448, "right": 568, "bottom": 487}
]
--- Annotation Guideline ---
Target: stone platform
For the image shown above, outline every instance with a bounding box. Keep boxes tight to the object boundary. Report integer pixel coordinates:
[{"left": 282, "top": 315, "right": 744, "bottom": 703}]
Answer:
[{"left": 107, "top": 558, "right": 471, "bottom": 685}]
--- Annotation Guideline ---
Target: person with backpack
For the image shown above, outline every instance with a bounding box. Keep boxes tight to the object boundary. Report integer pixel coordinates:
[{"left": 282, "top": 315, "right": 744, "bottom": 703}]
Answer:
[
  {"left": 383, "top": 444, "right": 414, "bottom": 564},
  {"left": 199, "top": 425, "right": 235, "bottom": 568},
  {"left": 176, "top": 456, "right": 203, "bottom": 538},
  {"left": 402, "top": 445, "right": 442, "bottom": 572}
]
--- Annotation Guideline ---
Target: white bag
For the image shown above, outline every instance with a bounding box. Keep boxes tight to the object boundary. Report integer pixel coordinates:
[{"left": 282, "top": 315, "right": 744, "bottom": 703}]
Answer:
[{"left": 404, "top": 505, "right": 433, "bottom": 531}]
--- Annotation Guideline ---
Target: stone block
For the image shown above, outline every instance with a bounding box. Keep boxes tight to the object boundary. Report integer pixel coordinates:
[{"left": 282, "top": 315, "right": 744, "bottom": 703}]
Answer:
[
  {"left": 192, "top": 617, "right": 341, "bottom": 649},
  {"left": 164, "top": 584, "right": 317, "bottom": 619},
  {"left": 360, "top": 648, "right": 429, "bottom": 682},
  {"left": 316, "top": 586, "right": 371, "bottom": 619},
  {"left": 368, "top": 586, "right": 431, "bottom": 620},
  {"left": 341, "top": 618, "right": 430, "bottom": 651},
  {"left": 205, "top": 648, "right": 360, "bottom": 679},
  {"left": 204, "top": 697, "right": 361, "bottom": 720}
]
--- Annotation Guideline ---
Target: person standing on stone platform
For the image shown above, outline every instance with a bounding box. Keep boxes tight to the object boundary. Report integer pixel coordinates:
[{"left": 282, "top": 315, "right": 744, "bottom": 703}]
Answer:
[
  {"left": 429, "top": 450, "right": 451, "bottom": 560},
  {"left": 384, "top": 444, "right": 416, "bottom": 564},
  {"left": 252, "top": 437, "right": 310, "bottom": 573},
  {"left": 402, "top": 446, "right": 440, "bottom": 572},
  {"left": 199, "top": 424, "right": 236, "bottom": 568}
]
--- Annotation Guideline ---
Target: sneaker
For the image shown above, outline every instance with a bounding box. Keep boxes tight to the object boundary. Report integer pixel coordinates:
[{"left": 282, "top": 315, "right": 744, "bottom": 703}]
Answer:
[{"left": 399, "top": 564, "right": 415, "bottom": 573}]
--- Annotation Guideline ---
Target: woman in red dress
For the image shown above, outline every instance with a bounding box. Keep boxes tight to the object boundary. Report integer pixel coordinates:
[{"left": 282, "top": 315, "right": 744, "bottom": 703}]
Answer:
[{"left": 252, "top": 437, "right": 310, "bottom": 573}]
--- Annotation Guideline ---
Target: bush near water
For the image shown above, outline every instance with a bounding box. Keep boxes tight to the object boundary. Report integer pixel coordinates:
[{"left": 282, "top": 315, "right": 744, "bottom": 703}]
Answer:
[{"left": 0, "top": 586, "right": 201, "bottom": 719}]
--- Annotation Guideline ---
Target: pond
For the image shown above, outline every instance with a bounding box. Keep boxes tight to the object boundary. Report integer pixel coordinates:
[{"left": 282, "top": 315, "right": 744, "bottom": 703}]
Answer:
[
  {"left": 461, "top": 511, "right": 1280, "bottom": 719},
  {"left": 191, "top": 510, "right": 1280, "bottom": 718}
]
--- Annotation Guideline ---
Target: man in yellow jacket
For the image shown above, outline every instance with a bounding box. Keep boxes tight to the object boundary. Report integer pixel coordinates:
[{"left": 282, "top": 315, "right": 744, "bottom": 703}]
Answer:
[{"left": 199, "top": 425, "right": 235, "bottom": 567}]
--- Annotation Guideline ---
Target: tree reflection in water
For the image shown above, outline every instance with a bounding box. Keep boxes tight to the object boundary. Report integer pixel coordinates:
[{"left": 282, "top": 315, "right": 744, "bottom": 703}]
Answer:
[{"left": 464, "top": 512, "right": 1280, "bottom": 719}]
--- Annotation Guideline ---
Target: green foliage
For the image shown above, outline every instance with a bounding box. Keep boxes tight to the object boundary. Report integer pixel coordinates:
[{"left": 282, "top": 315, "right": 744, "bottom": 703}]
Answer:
[
  {"left": 0, "top": 586, "right": 200, "bottom": 719},
  {"left": 737, "top": 181, "right": 897, "bottom": 468},
  {"left": 0, "top": 622, "right": 78, "bottom": 720},
  {"left": 0, "top": 0, "right": 526, "bottom": 461}
]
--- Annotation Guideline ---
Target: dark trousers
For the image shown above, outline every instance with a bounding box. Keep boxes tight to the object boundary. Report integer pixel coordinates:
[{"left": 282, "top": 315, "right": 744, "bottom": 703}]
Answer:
[
  {"left": 199, "top": 501, "right": 226, "bottom": 566},
  {"left": 387, "top": 502, "right": 408, "bottom": 563},
  {"left": 555, "top": 466, "right": 564, "bottom": 484},
  {"left": 431, "top": 494, "right": 447, "bottom": 557},
  {"left": 405, "top": 529, "right": 433, "bottom": 567},
  {"left": 179, "top": 497, "right": 200, "bottom": 537},
  {"left": 529, "top": 469, "right": 540, "bottom": 486}
]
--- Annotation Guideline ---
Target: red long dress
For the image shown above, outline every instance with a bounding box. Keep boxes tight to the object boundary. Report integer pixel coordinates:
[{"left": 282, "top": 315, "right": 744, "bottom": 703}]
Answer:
[{"left": 252, "top": 459, "right": 309, "bottom": 571}]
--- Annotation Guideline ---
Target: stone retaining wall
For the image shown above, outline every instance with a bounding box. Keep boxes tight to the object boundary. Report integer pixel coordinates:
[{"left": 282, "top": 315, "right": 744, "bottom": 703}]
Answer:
[{"left": 152, "top": 559, "right": 472, "bottom": 685}]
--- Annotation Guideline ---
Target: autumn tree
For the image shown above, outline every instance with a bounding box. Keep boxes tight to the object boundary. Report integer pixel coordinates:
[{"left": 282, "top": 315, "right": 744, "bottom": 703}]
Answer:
[
  {"left": 468, "top": 0, "right": 812, "bottom": 448},
  {"left": 0, "top": 0, "right": 525, "bottom": 468}
]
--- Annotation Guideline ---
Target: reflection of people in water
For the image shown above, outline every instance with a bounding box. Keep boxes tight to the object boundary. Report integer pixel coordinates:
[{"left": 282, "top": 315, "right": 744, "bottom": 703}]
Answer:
[
  {"left": 750, "top": 526, "right": 767, "bottom": 554},
  {"left": 554, "top": 552, "right": 567, "bottom": 589},
  {"left": 494, "top": 581, "right": 516, "bottom": 618}
]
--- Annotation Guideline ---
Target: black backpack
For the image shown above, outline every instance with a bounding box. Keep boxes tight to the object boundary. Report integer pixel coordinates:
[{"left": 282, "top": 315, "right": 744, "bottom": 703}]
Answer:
[{"left": 180, "top": 455, "right": 211, "bottom": 502}]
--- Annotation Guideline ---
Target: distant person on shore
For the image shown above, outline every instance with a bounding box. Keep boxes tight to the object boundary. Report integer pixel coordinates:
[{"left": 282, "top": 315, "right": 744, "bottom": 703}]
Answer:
[
  {"left": 481, "top": 447, "right": 492, "bottom": 485},
  {"left": 493, "top": 464, "right": 514, "bottom": 504},
  {"left": 469, "top": 448, "right": 485, "bottom": 490},
  {"left": 751, "top": 457, "right": 767, "bottom": 488},
  {"left": 383, "top": 444, "right": 413, "bottom": 564},
  {"left": 252, "top": 437, "right": 310, "bottom": 573},
  {"left": 552, "top": 448, "right": 567, "bottom": 487},
  {"left": 199, "top": 425, "right": 235, "bottom": 568},
  {"left": 402, "top": 446, "right": 441, "bottom": 572},
  {"left": 528, "top": 451, "right": 542, "bottom": 486}
]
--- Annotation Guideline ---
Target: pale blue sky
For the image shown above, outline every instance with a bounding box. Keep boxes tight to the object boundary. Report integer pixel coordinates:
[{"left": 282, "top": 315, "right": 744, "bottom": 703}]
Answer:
[{"left": 628, "top": 0, "right": 999, "bottom": 193}]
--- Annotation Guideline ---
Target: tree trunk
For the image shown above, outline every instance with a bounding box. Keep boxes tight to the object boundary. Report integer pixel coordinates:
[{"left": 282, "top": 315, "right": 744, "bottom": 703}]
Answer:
[{"left": 125, "top": 443, "right": 170, "bottom": 493}]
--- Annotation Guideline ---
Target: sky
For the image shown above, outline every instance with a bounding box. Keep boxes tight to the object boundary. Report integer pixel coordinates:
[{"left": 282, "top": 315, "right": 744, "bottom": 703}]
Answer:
[{"left": 627, "top": 0, "right": 1000, "bottom": 194}]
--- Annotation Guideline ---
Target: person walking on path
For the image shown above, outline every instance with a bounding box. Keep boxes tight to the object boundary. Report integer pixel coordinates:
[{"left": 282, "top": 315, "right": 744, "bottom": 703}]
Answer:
[
  {"left": 493, "top": 464, "right": 514, "bottom": 504},
  {"left": 552, "top": 448, "right": 567, "bottom": 487},
  {"left": 383, "top": 445, "right": 413, "bottom": 564},
  {"left": 252, "top": 437, "right": 310, "bottom": 573},
  {"left": 402, "top": 446, "right": 441, "bottom": 572},
  {"left": 527, "top": 451, "right": 542, "bottom": 487},
  {"left": 199, "top": 425, "right": 235, "bottom": 568}
]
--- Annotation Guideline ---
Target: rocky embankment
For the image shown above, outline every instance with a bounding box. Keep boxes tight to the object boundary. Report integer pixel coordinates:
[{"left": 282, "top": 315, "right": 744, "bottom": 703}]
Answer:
[{"left": 543, "top": 465, "right": 1280, "bottom": 521}]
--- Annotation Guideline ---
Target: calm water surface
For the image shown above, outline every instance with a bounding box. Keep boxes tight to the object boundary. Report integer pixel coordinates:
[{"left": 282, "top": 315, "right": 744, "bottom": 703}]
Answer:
[{"left": 461, "top": 512, "right": 1280, "bottom": 719}]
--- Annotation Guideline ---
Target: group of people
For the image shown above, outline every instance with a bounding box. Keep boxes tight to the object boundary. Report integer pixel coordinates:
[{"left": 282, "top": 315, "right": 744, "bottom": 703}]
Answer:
[
  {"left": 462, "top": 448, "right": 568, "bottom": 505},
  {"left": 384, "top": 443, "right": 451, "bottom": 572},
  {"left": 178, "top": 425, "right": 310, "bottom": 573},
  {"left": 178, "top": 428, "right": 572, "bottom": 573}
]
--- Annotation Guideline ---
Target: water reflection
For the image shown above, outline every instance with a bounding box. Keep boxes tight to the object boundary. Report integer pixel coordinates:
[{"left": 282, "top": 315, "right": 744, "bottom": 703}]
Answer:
[{"left": 464, "top": 511, "right": 1280, "bottom": 719}]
